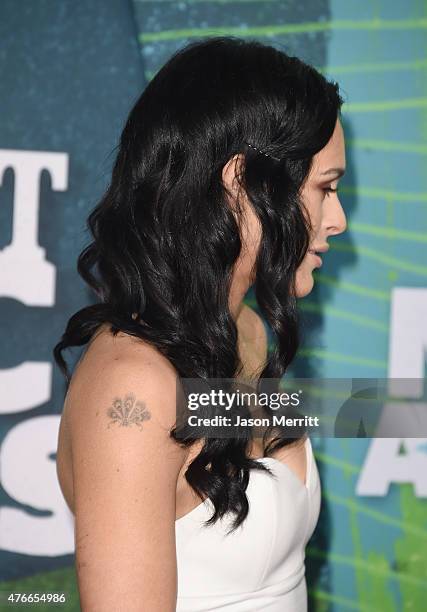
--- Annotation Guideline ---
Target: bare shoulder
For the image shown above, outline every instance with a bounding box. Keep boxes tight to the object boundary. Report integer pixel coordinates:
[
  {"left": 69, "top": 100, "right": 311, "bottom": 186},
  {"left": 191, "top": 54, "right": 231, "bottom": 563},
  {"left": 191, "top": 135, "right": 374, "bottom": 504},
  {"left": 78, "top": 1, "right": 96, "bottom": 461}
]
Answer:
[
  {"left": 65, "top": 322, "right": 181, "bottom": 433},
  {"left": 63, "top": 323, "right": 184, "bottom": 610},
  {"left": 64, "top": 322, "right": 187, "bottom": 484}
]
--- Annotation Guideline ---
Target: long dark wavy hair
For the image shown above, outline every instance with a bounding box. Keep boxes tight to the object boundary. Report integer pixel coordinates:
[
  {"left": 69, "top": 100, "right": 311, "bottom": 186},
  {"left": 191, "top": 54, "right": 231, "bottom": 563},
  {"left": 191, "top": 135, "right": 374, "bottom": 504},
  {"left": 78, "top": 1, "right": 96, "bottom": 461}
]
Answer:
[{"left": 54, "top": 36, "right": 343, "bottom": 533}]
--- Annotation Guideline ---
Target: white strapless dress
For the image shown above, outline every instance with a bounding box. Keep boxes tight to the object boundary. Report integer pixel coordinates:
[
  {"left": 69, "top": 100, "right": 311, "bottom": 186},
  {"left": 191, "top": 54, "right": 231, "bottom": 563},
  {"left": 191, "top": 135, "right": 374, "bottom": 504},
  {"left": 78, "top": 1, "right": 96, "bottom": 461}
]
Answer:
[{"left": 175, "top": 436, "right": 321, "bottom": 611}]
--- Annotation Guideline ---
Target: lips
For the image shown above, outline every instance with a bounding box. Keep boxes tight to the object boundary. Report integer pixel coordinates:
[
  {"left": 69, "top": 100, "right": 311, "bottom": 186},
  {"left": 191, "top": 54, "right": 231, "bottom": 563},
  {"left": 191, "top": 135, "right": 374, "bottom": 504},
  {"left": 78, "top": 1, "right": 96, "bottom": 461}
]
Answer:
[
  {"left": 308, "top": 245, "right": 329, "bottom": 267},
  {"left": 308, "top": 245, "right": 330, "bottom": 254},
  {"left": 309, "top": 251, "right": 323, "bottom": 267}
]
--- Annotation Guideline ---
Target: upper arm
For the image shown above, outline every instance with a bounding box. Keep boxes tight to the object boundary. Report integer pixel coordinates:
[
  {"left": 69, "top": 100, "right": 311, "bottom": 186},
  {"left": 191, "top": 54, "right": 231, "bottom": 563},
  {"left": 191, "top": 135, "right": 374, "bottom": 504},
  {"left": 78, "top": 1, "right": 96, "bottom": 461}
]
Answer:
[{"left": 67, "top": 353, "right": 185, "bottom": 611}]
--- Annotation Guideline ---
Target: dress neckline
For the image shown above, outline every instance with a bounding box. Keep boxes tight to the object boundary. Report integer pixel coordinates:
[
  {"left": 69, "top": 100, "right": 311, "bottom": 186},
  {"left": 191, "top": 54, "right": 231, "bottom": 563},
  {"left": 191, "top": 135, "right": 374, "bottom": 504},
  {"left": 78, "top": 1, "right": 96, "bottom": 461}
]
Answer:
[
  {"left": 255, "top": 436, "right": 311, "bottom": 492},
  {"left": 176, "top": 437, "right": 312, "bottom": 524}
]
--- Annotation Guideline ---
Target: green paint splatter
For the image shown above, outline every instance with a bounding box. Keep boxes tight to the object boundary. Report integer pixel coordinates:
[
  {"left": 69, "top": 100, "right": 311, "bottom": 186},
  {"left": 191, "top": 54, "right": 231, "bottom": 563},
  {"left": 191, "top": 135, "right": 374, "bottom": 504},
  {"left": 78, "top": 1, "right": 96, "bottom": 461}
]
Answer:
[{"left": 395, "top": 484, "right": 427, "bottom": 610}]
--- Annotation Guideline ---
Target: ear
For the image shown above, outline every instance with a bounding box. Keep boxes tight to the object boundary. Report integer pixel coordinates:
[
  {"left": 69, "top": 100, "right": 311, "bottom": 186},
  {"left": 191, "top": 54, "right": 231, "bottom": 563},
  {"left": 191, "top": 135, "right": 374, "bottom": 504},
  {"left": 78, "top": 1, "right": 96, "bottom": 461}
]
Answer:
[
  {"left": 221, "top": 153, "right": 247, "bottom": 218},
  {"left": 221, "top": 153, "right": 245, "bottom": 196}
]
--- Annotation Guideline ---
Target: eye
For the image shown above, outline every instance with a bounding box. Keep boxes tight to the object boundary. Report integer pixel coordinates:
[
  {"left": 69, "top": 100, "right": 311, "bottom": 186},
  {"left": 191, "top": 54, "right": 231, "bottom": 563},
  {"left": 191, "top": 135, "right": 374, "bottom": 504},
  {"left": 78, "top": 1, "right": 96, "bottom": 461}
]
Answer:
[{"left": 323, "top": 186, "right": 338, "bottom": 196}]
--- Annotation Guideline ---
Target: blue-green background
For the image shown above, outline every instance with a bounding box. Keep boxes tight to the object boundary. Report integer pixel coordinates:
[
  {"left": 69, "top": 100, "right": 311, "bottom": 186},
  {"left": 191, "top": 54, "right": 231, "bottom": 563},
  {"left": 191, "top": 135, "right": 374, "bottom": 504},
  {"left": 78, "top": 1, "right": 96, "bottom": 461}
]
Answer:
[{"left": 1, "top": 1, "right": 426, "bottom": 610}]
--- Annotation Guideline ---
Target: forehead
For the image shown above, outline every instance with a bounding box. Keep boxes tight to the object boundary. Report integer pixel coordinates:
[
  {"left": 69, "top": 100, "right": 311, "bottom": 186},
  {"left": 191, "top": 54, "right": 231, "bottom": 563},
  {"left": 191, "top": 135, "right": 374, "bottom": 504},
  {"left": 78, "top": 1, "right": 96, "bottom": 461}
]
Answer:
[{"left": 311, "top": 119, "right": 346, "bottom": 175}]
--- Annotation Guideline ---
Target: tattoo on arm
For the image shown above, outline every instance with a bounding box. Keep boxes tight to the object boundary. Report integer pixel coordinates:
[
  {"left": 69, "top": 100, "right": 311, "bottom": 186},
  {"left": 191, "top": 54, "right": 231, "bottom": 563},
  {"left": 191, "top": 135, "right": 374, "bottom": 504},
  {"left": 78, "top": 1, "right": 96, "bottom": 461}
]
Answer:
[{"left": 107, "top": 393, "right": 151, "bottom": 430}]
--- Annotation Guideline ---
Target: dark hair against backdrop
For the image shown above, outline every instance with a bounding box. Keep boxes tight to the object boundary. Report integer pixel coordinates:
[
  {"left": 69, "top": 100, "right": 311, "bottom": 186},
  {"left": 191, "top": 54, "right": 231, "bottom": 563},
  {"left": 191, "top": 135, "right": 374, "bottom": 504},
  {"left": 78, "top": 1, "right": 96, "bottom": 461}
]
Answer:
[
  {"left": 1, "top": 1, "right": 425, "bottom": 609},
  {"left": 54, "top": 36, "right": 343, "bottom": 532}
]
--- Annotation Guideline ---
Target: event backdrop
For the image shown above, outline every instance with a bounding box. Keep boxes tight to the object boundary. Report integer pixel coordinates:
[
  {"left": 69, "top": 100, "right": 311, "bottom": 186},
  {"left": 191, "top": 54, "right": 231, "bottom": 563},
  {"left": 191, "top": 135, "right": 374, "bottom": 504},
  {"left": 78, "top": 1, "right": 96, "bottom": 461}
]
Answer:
[{"left": 1, "top": 1, "right": 426, "bottom": 610}]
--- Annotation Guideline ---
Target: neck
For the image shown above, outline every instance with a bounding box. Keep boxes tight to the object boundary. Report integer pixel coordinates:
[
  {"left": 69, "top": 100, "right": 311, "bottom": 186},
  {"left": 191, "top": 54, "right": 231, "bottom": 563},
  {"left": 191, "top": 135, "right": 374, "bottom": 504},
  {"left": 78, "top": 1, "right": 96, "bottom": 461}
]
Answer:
[{"left": 229, "top": 279, "right": 250, "bottom": 321}]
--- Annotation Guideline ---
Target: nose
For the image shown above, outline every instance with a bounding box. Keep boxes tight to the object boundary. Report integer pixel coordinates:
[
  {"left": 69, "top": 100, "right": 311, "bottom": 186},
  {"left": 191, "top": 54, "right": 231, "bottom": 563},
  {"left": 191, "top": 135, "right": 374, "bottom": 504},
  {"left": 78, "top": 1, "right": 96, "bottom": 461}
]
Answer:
[{"left": 326, "top": 194, "right": 347, "bottom": 236}]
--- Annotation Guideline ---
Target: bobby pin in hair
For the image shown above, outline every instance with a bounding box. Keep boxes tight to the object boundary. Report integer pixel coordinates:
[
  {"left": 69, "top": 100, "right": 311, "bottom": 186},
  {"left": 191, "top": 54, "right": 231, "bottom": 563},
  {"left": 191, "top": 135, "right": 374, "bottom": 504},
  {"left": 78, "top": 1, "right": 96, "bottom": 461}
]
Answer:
[{"left": 245, "top": 141, "right": 281, "bottom": 162}]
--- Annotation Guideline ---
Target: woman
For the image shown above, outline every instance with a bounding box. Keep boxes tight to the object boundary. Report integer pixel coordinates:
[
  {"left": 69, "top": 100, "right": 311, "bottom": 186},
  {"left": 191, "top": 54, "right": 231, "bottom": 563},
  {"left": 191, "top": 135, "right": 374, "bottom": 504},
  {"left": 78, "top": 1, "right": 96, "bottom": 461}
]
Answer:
[{"left": 54, "top": 36, "right": 347, "bottom": 611}]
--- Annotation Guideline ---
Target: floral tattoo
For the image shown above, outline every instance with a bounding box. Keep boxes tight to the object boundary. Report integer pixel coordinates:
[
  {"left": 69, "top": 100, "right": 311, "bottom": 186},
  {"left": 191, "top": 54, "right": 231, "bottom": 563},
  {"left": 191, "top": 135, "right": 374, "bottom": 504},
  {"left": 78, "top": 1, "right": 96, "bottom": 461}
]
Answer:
[{"left": 107, "top": 393, "right": 151, "bottom": 430}]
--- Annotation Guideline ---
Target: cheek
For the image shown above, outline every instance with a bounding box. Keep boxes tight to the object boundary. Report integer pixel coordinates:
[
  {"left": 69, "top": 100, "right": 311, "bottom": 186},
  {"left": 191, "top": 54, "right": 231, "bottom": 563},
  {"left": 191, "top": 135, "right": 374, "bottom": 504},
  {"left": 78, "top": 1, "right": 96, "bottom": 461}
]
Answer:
[{"left": 301, "top": 188, "right": 323, "bottom": 233}]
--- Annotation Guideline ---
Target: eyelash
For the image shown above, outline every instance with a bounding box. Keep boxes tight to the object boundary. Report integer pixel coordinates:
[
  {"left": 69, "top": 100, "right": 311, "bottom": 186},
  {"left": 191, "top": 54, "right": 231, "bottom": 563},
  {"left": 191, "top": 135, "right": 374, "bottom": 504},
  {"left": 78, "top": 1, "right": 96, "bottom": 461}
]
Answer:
[{"left": 323, "top": 187, "right": 338, "bottom": 196}]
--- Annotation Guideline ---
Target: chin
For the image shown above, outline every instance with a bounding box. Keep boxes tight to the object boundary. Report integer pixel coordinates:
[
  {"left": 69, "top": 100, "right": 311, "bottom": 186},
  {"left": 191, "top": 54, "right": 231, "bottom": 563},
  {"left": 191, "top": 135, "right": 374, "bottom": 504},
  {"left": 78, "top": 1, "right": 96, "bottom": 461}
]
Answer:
[{"left": 295, "top": 274, "right": 315, "bottom": 298}]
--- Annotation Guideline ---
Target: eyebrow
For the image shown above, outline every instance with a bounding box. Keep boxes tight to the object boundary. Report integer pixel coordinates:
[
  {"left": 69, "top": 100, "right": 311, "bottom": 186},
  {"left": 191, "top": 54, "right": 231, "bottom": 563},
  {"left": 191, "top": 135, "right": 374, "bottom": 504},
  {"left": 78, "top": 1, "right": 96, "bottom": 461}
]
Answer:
[{"left": 320, "top": 167, "right": 346, "bottom": 178}]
